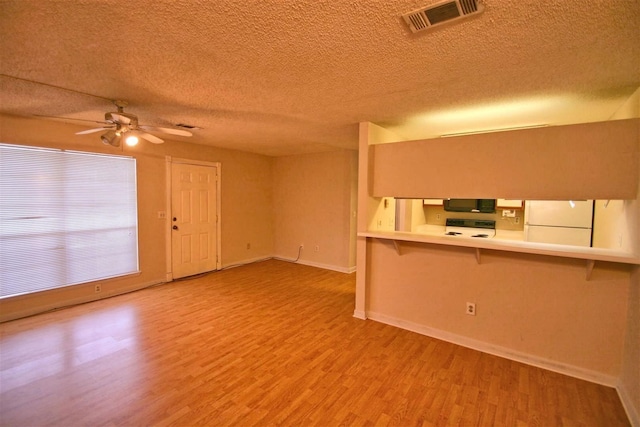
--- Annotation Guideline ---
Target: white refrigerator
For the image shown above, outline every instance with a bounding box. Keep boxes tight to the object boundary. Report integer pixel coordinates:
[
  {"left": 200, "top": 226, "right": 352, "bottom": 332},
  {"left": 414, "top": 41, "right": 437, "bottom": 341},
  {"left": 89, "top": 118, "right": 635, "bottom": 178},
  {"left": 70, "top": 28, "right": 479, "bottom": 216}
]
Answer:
[{"left": 524, "top": 200, "right": 594, "bottom": 247}]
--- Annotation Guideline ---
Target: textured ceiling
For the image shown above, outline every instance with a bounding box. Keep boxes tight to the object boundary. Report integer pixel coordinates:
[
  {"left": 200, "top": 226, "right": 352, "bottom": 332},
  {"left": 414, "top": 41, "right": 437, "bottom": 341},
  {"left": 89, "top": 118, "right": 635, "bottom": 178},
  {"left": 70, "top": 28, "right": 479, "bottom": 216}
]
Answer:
[{"left": 1, "top": 0, "right": 639, "bottom": 156}]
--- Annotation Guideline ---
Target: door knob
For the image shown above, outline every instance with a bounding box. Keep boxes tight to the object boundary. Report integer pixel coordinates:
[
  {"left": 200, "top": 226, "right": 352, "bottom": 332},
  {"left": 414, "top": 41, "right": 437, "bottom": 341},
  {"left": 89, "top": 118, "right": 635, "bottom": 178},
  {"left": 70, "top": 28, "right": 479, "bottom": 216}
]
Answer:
[{"left": 172, "top": 225, "right": 178, "bottom": 230}]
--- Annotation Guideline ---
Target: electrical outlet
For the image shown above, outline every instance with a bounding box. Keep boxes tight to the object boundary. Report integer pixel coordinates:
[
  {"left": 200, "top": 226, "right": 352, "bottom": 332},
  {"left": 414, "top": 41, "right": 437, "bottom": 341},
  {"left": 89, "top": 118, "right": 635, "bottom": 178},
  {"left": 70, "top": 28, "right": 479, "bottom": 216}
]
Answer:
[
  {"left": 314, "top": 245, "right": 319, "bottom": 252},
  {"left": 436, "top": 213, "right": 441, "bottom": 220},
  {"left": 514, "top": 216, "right": 520, "bottom": 224},
  {"left": 157, "top": 211, "right": 167, "bottom": 219},
  {"left": 466, "top": 302, "right": 476, "bottom": 316},
  {"left": 95, "top": 284, "right": 101, "bottom": 293},
  {"left": 246, "top": 243, "right": 251, "bottom": 250}
]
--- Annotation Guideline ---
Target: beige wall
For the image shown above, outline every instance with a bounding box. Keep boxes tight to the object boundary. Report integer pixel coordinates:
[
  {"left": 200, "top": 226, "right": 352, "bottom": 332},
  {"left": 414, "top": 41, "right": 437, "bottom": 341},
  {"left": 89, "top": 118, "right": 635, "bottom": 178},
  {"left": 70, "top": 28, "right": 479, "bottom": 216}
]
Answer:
[
  {"left": 371, "top": 119, "right": 639, "bottom": 200},
  {"left": 0, "top": 114, "right": 274, "bottom": 321},
  {"left": 355, "top": 122, "right": 406, "bottom": 318},
  {"left": 593, "top": 200, "right": 628, "bottom": 250},
  {"left": 616, "top": 87, "right": 640, "bottom": 426},
  {"left": 410, "top": 199, "right": 427, "bottom": 232},
  {"left": 273, "top": 150, "right": 357, "bottom": 272},
  {"left": 621, "top": 266, "right": 640, "bottom": 425},
  {"left": 366, "top": 241, "right": 631, "bottom": 378},
  {"left": 422, "top": 204, "right": 524, "bottom": 231},
  {"left": 357, "top": 116, "right": 640, "bottom": 389},
  {"left": 348, "top": 157, "right": 358, "bottom": 268},
  {"left": 0, "top": 114, "right": 359, "bottom": 322},
  {"left": 368, "top": 197, "right": 396, "bottom": 231}
]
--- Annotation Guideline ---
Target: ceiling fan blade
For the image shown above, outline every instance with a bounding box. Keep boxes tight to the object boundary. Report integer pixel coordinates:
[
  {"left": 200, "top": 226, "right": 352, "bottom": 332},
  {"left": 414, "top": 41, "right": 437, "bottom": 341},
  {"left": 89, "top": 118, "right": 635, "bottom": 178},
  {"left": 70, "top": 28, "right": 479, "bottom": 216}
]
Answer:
[
  {"left": 76, "top": 126, "right": 115, "bottom": 135},
  {"left": 109, "top": 112, "right": 132, "bottom": 125},
  {"left": 138, "top": 132, "right": 164, "bottom": 144},
  {"left": 35, "top": 115, "right": 110, "bottom": 125},
  {"left": 139, "top": 125, "right": 192, "bottom": 137}
]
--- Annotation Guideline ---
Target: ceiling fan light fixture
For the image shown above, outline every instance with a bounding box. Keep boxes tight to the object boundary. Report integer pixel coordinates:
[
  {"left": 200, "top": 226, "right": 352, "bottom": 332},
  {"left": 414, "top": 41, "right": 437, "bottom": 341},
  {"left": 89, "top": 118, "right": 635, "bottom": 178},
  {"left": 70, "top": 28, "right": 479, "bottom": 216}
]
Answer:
[
  {"left": 63, "top": 100, "right": 188, "bottom": 146},
  {"left": 100, "top": 130, "right": 121, "bottom": 147},
  {"left": 125, "top": 133, "right": 139, "bottom": 147}
]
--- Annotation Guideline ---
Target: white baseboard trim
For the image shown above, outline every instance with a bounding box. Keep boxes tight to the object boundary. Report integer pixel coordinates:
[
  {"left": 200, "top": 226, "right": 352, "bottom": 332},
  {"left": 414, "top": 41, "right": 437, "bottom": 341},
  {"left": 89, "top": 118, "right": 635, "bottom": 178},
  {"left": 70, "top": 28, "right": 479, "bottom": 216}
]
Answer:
[
  {"left": 225, "top": 255, "right": 356, "bottom": 275},
  {"left": 295, "top": 259, "right": 355, "bottom": 274},
  {"left": 1, "top": 279, "right": 166, "bottom": 323},
  {"left": 353, "top": 309, "right": 367, "bottom": 320},
  {"left": 221, "top": 256, "right": 273, "bottom": 270},
  {"left": 271, "top": 255, "right": 355, "bottom": 274},
  {"left": 367, "top": 310, "right": 618, "bottom": 388},
  {"left": 617, "top": 382, "right": 640, "bottom": 427}
]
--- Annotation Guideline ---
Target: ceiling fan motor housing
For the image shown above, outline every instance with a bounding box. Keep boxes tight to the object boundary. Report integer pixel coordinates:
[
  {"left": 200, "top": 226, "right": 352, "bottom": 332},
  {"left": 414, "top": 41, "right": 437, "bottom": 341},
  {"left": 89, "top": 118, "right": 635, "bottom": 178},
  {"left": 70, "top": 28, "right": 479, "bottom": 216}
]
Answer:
[{"left": 105, "top": 111, "right": 138, "bottom": 126}]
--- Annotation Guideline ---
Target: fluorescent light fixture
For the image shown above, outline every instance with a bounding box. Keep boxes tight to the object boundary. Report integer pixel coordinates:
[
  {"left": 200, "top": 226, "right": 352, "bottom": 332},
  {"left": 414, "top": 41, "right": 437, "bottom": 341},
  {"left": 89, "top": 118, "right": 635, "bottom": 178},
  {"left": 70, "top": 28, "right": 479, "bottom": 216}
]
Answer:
[
  {"left": 441, "top": 124, "right": 548, "bottom": 138},
  {"left": 391, "top": 96, "right": 571, "bottom": 139},
  {"left": 424, "top": 97, "right": 565, "bottom": 125}
]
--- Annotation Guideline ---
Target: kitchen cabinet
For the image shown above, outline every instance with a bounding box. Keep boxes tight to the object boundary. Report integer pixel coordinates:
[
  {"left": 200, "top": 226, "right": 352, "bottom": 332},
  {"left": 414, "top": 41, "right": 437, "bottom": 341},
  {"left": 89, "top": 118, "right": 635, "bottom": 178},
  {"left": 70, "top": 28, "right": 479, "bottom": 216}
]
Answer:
[{"left": 497, "top": 199, "right": 523, "bottom": 209}]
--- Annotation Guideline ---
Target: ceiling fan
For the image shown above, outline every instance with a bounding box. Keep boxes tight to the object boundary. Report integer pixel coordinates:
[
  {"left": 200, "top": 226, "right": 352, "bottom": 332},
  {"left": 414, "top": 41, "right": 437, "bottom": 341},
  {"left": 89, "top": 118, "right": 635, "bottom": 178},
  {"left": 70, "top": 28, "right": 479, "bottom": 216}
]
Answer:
[{"left": 76, "top": 100, "right": 193, "bottom": 147}]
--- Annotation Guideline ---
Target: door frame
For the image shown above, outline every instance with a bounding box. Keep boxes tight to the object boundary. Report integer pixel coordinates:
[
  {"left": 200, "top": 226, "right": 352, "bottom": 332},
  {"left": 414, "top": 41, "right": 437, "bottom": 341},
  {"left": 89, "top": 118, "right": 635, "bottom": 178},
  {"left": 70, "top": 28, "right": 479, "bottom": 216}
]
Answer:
[{"left": 165, "top": 156, "right": 222, "bottom": 281}]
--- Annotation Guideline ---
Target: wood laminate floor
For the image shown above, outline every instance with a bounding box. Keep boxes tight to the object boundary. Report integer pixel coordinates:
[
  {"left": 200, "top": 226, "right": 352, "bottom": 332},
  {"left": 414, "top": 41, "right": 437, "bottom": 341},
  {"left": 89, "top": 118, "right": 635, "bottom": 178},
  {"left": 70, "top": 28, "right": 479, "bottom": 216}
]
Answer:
[{"left": 0, "top": 260, "right": 630, "bottom": 426}]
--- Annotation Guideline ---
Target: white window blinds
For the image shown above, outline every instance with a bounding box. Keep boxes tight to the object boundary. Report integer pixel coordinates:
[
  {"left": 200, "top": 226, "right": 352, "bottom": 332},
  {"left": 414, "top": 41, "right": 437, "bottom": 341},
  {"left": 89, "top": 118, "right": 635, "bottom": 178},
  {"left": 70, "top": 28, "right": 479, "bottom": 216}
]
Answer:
[{"left": 0, "top": 144, "right": 139, "bottom": 298}]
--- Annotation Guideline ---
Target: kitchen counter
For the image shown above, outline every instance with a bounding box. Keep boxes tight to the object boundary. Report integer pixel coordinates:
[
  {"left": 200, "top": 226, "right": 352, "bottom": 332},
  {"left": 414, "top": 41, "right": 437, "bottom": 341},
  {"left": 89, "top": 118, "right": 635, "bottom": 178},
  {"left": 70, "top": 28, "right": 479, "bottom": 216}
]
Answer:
[{"left": 359, "top": 225, "right": 640, "bottom": 269}]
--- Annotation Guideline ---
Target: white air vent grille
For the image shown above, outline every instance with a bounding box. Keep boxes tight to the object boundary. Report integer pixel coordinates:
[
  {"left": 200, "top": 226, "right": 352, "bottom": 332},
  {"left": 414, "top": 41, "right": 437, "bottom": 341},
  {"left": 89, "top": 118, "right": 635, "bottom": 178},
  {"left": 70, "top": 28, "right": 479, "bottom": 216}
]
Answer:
[
  {"left": 402, "top": 0, "right": 484, "bottom": 33},
  {"left": 406, "top": 12, "right": 428, "bottom": 31},
  {"left": 459, "top": 0, "right": 480, "bottom": 14}
]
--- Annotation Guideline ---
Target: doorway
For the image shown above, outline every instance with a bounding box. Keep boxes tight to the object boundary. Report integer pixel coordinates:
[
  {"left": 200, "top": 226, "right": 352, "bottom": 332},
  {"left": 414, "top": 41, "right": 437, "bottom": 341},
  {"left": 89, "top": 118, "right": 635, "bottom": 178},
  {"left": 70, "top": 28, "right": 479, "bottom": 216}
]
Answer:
[{"left": 169, "top": 159, "right": 221, "bottom": 279}]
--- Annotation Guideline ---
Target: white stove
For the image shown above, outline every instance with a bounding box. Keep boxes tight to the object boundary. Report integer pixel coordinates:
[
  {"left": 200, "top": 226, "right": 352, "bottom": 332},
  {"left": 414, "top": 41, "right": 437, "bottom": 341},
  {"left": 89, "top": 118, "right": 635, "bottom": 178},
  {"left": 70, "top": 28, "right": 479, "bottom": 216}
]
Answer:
[{"left": 444, "top": 218, "right": 496, "bottom": 238}]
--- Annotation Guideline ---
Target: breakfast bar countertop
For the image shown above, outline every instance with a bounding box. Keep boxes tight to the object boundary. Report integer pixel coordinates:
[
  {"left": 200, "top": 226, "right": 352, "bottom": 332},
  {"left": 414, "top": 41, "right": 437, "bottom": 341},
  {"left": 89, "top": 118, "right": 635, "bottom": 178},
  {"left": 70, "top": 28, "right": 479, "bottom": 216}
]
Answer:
[{"left": 359, "top": 225, "right": 640, "bottom": 266}]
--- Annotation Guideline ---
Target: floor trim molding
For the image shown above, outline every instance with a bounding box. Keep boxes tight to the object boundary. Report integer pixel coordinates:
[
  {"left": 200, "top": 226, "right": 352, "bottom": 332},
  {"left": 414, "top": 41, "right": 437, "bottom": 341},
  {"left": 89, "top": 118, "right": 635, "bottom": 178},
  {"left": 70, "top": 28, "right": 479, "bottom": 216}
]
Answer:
[
  {"left": 367, "top": 310, "right": 618, "bottom": 388},
  {"left": 353, "top": 309, "right": 367, "bottom": 320},
  {"left": 295, "top": 259, "right": 356, "bottom": 274},
  {"left": 271, "top": 255, "right": 355, "bottom": 274},
  {"left": 617, "top": 382, "right": 640, "bottom": 427},
  {"left": 222, "top": 256, "right": 273, "bottom": 270},
  {"left": 0, "top": 279, "right": 165, "bottom": 323}
]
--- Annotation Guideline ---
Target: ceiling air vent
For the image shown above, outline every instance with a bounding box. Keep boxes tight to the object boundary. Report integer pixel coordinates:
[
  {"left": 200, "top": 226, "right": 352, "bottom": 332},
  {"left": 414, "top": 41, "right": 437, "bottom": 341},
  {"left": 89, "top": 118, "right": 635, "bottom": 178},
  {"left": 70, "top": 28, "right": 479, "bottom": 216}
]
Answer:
[{"left": 402, "top": 0, "right": 484, "bottom": 33}]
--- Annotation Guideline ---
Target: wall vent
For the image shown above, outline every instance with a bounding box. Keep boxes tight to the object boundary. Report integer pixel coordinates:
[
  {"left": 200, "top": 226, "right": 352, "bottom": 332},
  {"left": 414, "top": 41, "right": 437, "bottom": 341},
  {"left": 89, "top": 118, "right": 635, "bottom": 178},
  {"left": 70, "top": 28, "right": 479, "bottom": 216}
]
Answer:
[{"left": 402, "top": 0, "right": 484, "bottom": 33}]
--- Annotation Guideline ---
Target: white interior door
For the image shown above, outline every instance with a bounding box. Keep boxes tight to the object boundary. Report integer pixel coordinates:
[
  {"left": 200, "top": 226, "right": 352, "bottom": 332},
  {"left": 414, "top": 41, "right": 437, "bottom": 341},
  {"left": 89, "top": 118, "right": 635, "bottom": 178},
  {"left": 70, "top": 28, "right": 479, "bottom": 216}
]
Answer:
[{"left": 171, "top": 162, "right": 219, "bottom": 279}]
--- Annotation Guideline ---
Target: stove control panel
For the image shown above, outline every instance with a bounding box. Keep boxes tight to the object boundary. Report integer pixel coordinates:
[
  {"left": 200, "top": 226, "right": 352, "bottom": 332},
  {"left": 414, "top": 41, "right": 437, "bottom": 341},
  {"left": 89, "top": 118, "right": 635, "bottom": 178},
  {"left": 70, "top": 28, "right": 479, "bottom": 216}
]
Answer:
[{"left": 445, "top": 218, "right": 496, "bottom": 230}]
